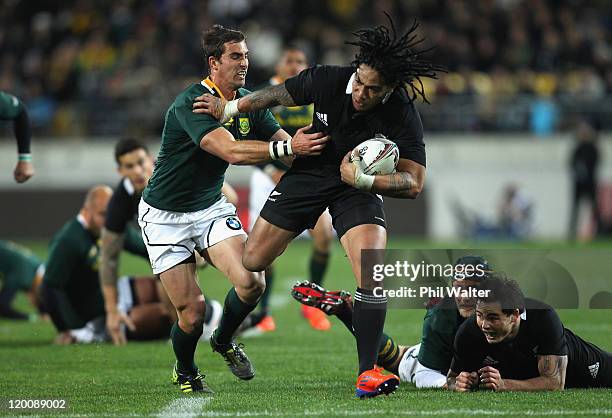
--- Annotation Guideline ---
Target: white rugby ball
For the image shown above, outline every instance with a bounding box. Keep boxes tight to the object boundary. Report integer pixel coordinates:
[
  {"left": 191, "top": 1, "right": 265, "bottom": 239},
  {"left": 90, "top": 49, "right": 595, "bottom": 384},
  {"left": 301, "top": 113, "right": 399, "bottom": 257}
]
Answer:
[{"left": 350, "top": 138, "right": 399, "bottom": 175}]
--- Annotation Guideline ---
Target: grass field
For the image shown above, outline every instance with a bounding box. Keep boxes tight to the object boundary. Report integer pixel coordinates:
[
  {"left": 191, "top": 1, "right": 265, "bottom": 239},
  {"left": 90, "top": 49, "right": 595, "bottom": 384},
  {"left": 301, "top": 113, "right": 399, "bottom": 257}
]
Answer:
[{"left": 1, "top": 239, "right": 611, "bottom": 417}]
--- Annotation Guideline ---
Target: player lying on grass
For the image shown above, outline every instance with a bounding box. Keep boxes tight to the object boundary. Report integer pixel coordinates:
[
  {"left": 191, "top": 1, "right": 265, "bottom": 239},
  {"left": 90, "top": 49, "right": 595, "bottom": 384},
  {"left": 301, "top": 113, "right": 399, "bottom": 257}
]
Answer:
[
  {"left": 0, "top": 90, "right": 34, "bottom": 183},
  {"left": 0, "top": 240, "right": 45, "bottom": 320},
  {"left": 448, "top": 275, "right": 612, "bottom": 391},
  {"left": 39, "top": 186, "right": 221, "bottom": 344},
  {"left": 292, "top": 256, "right": 491, "bottom": 388},
  {"left": 100, "top": 138, "right": 225, "bottom": 345}
]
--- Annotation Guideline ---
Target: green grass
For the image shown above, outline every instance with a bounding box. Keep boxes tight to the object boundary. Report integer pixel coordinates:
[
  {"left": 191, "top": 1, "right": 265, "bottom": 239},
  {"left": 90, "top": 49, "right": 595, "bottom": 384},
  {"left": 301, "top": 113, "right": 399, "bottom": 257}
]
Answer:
[{"left": 1, "top": 239, "right": 611, "bottom": 417}]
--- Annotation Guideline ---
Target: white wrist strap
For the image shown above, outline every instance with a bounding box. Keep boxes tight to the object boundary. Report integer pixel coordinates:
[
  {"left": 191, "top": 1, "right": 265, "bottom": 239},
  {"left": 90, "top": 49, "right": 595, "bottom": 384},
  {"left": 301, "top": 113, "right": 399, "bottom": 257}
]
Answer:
[
  {"left": 354, "top": 169, "right": 375, "bottom": 190},
  {"left": 222, "top": 99, "right": 240, "bottom": 123},
  {"left": 269, "top": 138, "right": 293, "bottom": 160}
]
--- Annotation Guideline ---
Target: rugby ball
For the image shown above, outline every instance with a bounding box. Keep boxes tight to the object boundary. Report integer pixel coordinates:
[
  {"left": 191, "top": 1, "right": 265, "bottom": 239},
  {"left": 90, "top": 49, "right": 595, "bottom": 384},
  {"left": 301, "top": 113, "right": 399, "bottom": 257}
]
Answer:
[{"left": 350, "top": 138, "right": 399, "bottom": 175}]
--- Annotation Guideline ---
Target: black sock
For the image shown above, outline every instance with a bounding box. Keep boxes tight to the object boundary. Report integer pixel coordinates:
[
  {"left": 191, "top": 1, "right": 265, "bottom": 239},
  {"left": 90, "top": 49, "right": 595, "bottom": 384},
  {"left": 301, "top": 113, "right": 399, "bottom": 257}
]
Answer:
[
  {"left": 309, "top": 250, "right": 329, "bottom": 286},
  {"left": 352, "top": 287, "right": 387, "bottom": 374},
  {"left": 171, "top": 321, "right": 202, "bottom": 374},
  {"left": 335, "top": 303, "right": 355, "bottom": 335},
  {"left": 215, "top": 288, "right": 257, "bottom": 345},
  {"left": 259, "top": 266, "right": 274, "bottom": 314},
  {"left": 377, "top": 333, "right": 400, "bottom": 372}
]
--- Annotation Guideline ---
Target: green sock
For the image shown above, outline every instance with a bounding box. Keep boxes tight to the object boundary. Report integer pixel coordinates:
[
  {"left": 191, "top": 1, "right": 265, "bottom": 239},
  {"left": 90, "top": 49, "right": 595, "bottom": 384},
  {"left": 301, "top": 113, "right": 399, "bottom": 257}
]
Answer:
[
  {"left": 259, "top": 266, "right": 274, "bottom": 314},
  {"left": 376, "top": 333, "right": 400, "bottom": 371},
  {"left": 216, "top": 288, "right": 257, "bottom": 345},
  {"left": 171, "top": 321, "right": 202, "bottom": 374},
  {"left": 309, "top": 250, "right": 329, "bottom": 286}
]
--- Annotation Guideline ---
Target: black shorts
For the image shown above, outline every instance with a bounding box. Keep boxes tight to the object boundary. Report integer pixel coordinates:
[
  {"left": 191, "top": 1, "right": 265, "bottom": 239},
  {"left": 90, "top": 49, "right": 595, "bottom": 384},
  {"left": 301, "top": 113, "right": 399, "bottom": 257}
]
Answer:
[{"left": 259, "top": 171, "right": 386, "bottom": 239}]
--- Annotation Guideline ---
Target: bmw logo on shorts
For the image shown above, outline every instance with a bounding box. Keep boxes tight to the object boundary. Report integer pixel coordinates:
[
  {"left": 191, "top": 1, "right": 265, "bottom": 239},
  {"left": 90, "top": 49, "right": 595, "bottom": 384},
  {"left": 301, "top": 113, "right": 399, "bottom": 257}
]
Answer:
[{"left": 226, "top": 216, "right": 242, "bottom": 230}]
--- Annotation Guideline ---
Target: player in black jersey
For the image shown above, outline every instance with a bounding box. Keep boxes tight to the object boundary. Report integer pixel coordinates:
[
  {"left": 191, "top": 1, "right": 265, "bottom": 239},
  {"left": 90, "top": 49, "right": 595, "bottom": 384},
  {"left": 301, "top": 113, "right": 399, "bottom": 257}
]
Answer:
[
  {"left": 194, "top": 15, "right": 444, "bottom": 397},
  {"left": 448, "top": 276, "right": 612, "bottom": 391},
  {"left": 100, "top": 139, "right": 225, "bottom": 345},
  {"left": 246, "top": 46, "right": 334, "bottom": 334}
]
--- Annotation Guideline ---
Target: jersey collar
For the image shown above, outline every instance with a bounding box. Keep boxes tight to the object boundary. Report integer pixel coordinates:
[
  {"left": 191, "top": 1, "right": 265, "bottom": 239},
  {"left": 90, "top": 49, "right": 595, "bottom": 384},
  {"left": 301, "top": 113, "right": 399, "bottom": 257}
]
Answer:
[
  {"left": 122, "top": 177, "right": 135, "bottom": 196},
  {"left": 345, "top": 72, "right": 355, "bottom": 94},
  {"left": 201, "top": 77, "right": 236, "bottom": 100}
]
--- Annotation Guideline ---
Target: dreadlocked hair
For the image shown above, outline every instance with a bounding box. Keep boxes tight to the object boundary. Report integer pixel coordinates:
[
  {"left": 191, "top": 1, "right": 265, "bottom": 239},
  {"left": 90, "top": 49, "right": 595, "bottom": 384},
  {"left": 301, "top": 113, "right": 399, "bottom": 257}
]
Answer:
[{"left": 346, "top": 13, "right": 446, "bottom": 103}]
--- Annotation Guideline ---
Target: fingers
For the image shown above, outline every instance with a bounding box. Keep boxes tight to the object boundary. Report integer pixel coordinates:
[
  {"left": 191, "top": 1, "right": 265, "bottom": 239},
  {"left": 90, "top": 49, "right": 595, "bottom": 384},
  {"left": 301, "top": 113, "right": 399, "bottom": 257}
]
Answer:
[
  {"left": 120, "top": 313, "right": 137, "bottom": 332},
  {"left": 342, "top": 151, "right": 351, "bottom": 163},
  {"left": 295, "top": 124, "right": 313, "bottom": 134}
]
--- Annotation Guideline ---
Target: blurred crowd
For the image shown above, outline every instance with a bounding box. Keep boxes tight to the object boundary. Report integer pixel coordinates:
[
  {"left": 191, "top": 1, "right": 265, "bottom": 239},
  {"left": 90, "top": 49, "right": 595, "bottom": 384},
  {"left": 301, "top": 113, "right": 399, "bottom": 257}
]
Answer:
[{"left": 0, "top": 0, "right": 610, "bottom": 137}]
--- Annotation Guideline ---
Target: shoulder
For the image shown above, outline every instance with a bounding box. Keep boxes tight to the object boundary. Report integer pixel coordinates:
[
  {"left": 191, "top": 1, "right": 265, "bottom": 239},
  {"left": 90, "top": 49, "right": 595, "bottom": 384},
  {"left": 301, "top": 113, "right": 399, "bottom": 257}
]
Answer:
[
  {"left": 524, "top": 298, "right": 561, "bottom": 326},
  {"left": 50, "top": 219, "right": 87, "bottom": 252},
  {"left": 426, "top": 298, "right": 460, "bottom": 332},
  {"left": 174, "top": 83, "right": 207, "bottom": 109}
]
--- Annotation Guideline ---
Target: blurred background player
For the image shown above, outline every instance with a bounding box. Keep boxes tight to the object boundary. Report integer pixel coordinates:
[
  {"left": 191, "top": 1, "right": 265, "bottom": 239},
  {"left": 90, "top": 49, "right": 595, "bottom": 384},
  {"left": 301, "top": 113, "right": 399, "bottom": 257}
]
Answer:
[
  {"left": 0, "top": 240, "right": 45, "bottom": 320},
  {"left": 292, "top": 256, "right": 491, "bottom": 388},
  {"left": 245, "top": 46, "right": 334, "bottom": 334},
  {"left": 0, "top": 90, "right": 34, "bottom": 183},
  {"left": 100, "top": 138, "right": 224, "bottom": 345},
  {"left": 40, "top": 185, "right": 176, "bottom": 344},
  {"left": 448, "top": 276, "right": 612, "bottom": 391},
  {"left": 569, "top": 119, "right": 601, "bottom": 240}
]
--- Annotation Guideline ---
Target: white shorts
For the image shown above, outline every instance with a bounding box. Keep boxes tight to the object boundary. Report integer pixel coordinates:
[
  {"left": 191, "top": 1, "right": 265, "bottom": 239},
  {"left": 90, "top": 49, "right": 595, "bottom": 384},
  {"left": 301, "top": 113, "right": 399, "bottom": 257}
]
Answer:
[
  {"left": 397, "top": 343, "right": 447, "bottom": 388},
  {"left": 138, "top": 197, "right": 246, "bottom": 274}
]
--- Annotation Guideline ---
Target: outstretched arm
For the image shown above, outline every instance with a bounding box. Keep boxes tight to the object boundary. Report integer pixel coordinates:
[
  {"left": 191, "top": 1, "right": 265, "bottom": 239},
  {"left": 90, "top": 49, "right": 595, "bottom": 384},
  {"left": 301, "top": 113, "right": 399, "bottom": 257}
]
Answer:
[{"left": 192, "top": 84, "right": 297, "bottom": 122}]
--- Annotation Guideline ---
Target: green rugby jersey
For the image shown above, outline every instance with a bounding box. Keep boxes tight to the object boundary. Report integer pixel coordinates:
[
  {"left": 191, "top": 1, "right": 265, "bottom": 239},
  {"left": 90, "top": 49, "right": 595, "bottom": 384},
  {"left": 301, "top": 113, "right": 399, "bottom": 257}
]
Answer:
[
  {"left": 0, "top": 90, "right": 21, "bottom": 119},
  {"left": 417, "top": 297, "right": 466, "bottom": 373},
  {"left": 43, "top": 217, "right": 148, "bottom": 329},
  {"left": 143, "top": 78, "right": 281, "bottom": 212},
  {"left": 0, "top": 240, "right": 41, "bottom": 292}
]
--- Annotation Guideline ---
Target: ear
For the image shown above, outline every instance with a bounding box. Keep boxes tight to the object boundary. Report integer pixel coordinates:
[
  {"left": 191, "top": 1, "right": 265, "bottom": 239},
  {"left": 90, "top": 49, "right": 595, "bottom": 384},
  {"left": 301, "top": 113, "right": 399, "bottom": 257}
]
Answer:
[
  {"left": 208, "top": 55, "right": 218, "bottom": 71},
  {"left": 510, "top": 309, "right": 521, "bottom": 323}
]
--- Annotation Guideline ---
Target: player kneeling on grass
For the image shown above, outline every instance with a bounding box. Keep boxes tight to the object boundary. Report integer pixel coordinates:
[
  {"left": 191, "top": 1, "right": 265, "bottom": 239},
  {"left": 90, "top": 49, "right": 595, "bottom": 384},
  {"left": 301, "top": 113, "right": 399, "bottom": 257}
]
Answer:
[
  {"left": 292, "top": 256, "right": 491, "bottom": 389},
  {"left": 448, "top": 275, "right": 612, "bottom": 391},
  {"left": 38, "top": 186, "right": 191, "bottom": 344},
  {"left": 0, "top": 240, "right": 46, "bottom": 320}
]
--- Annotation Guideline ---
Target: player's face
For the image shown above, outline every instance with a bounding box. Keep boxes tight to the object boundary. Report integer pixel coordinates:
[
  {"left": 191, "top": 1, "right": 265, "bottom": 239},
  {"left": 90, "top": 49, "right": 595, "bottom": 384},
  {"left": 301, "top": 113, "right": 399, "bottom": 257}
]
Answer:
[
  {"left": 476, "top": 302, "right": 519, "bottom": 344},
  {"left": 453, "top": 279, "right": 480, "bottom": 318},
  {"left": 276, "top": 49, "right": 307, "bottom": 80},
  {"left": 351, "top": 64, "right": 394, "bottom": 112},
  {"left": 117, "top": 148, "right": 154, "bottom": 193},
  {"left": 212, "top": 41, "right": 249, "bottom": 90}
]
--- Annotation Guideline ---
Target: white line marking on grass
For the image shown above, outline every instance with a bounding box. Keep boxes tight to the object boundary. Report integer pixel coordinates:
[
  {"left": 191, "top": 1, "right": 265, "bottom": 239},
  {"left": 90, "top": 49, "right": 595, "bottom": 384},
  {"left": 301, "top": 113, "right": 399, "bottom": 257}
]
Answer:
[
  {"left": 196, "top": 409, "right": 612, "bottom": 417},
  {"left": 155, "top": 396, "right": 212, "bottom": 417}
]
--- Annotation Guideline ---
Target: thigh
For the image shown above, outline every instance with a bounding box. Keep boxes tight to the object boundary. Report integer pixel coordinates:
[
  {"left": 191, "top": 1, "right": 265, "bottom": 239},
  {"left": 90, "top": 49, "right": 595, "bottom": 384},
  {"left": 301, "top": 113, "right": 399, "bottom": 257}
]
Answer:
[
  {"left": 247, "top": 216, "right": 299, "bottom": 267},
  {"left": 203, "top": 235, "right": 262, "bottom": 288},
  {"left": 158, "top": 262, "right": 202, "bottom": 311},
  {"left": 309, "top": 209, "right": 334, "bottom": 252}
]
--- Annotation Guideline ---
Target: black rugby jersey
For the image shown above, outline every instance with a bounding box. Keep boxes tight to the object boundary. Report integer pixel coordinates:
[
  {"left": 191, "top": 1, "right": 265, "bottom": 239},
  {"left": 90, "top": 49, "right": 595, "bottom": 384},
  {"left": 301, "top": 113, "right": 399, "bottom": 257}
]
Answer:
[
  {"left": 450, "top": 298, "right": 611, "bottom": 388},
  {"left": 284, "top": 65, "right": 426, "bottom": 176}
]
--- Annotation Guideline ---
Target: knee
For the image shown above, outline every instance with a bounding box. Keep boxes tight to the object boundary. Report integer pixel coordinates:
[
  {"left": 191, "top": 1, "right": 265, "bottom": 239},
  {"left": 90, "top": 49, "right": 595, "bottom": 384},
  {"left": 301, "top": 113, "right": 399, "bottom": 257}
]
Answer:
[
  {"left": 177, "top": 299, "right": 205, "bottom": 333},
  {"left": 242, "top": 244, "right": 269, "bottom": 272},
  {"left": 235, "top": 271, "right": 265, "bottom": 304}
]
